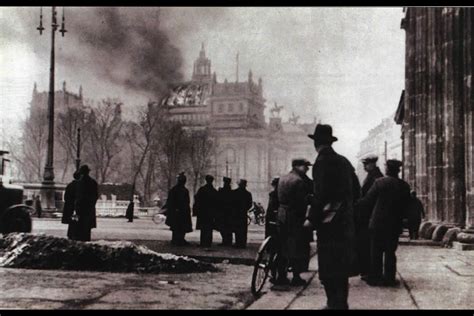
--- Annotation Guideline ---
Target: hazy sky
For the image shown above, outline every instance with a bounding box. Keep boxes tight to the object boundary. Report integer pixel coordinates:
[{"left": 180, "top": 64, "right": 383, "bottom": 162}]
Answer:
[{"left": 0, "top": 7, "right": 405, "bottom": 164}]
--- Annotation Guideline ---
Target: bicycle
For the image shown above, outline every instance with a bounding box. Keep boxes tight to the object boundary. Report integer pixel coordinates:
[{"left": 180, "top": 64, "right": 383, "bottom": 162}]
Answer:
[
  {"left": 247, "top": 203, "right": 265, "bottom": 226},
  {"left": 251, "top": 221, "right": 279, "bottom": 296}
]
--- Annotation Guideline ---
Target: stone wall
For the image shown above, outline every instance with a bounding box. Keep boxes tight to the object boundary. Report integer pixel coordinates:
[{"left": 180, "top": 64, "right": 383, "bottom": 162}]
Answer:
[{"left": 401, "top": 8, "right": 474, "bottom": 228}]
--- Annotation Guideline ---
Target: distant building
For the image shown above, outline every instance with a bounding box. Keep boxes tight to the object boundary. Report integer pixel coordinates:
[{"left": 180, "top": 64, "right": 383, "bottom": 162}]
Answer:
[
  {"left": 356, "top": 113, "right": 402, "bottom": 181},
  {"left": 161, "top": 44, "right": 316, "bottom": 203}
]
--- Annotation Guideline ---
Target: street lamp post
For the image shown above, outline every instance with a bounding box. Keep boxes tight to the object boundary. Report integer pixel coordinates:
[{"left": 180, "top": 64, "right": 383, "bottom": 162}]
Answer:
[{"left": 37, "top": 6, "right": 67, "bottom": 210}]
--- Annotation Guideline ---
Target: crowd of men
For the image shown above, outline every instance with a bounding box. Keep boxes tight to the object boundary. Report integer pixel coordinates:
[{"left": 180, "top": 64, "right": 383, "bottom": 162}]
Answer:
[
  {"left": 262, "top": 124, "right": 425, "bottom": 309},
  {"left": 58, "top": 122, "right": 426, "bottom": 310},
  {"left": 164, "top": 173, "right": 254, "bottom": 248}
]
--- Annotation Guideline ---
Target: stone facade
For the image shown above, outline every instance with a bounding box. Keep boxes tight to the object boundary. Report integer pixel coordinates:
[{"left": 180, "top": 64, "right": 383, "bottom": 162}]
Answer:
[
  {"left": 162, "top": 45, "right": 315, "bottom": 204},
  {"left": 399, "top": 8, "right": 474, "bottom": 229}
]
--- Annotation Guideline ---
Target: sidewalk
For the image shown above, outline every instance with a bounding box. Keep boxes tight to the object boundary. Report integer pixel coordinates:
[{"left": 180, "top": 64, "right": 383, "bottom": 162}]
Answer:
[{"left": 248, "top": 244, "right": 474, "bottom": 310}]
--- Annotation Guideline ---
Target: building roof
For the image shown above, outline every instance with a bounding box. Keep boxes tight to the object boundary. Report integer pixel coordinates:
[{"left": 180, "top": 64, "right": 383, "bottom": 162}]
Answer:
[{"left": 161, "top": 82, "right": 211, "bottom": 107}]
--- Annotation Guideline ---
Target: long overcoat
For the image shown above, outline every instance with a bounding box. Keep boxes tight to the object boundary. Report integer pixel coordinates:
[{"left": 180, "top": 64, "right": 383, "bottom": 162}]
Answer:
[
  {"left": 277, "top": 170, "right": 310, "bottom": 260},
  {"left": 358, "top": 175, "right": 411, "bottom": 239},
  {"left": 75, "top": 175, "right": 99, "bottom": 229},
  {"left": 307, "top": 146, "right": 358, "bottom": 280},
  {"left": 165, "top": 184, "right": 193, "bottom": 233},
  {"left": 216, "top": 185, "right": 234, "bottom": 232},
  {"left": 193, "top": 184, "right": 218, "bottom": 230},
  {"left": 265, "top": 189, "right": 279, "bottom": 238},
  {"left": 232, "top": 187, "right": 253, "bottom": 232},
  {"left": 62, "top": 179, "right": 78, "bottom": 224}
]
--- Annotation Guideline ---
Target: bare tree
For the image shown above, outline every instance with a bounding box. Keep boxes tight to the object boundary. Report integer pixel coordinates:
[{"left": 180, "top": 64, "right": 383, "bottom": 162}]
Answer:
[
  {"left": 125, "top": 102, "right": 163, "bottom": 204},
  {"left": 154, "top": 119, "right": 190, "bottom": 193},
  {"left": 186, "top": 128, "right": 215, "bottom": 195},
  {"left": 85, "top": 99, "right": 124, "bottom": 184},
  {"left": 57, "top": 106, "right": 91, "bottom": 181},
  {"left": 18, "top": 110, "right": 48, "bottom": 182}
]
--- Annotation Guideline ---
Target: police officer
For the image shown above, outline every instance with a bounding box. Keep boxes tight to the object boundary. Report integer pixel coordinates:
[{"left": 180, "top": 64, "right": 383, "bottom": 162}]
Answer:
[
  {"left": 217, "top": 177, "right": 234, "bottom": 246},
  {"left": 358, "top": 159, "right": 411, "bottom": 287},
  {"left": 275, "top": 158, "right": 312, "bottom": 287},
  {"left": 233, "top": 179, "right": 253, "bottom": 248},
  {"left": 193, "top": 175, "right": 218, "bottom": 247},
  {"left": 356, "top": 154, "right": 384, "bottom": 281}
]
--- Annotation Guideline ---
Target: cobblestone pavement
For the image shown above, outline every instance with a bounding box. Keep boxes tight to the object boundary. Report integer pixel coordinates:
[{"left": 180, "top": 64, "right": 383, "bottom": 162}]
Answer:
[
  {"left": 0, "top": 263, "right": 255, "bottom": 309},
  {"left": 248, "top": 244, "right": 474, "bottom": 310}
]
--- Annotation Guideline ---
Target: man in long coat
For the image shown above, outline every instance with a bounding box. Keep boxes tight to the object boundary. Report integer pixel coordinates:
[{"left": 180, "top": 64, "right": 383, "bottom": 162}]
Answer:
[
  {"left": 165, "top": 172, "right": 193, "bottom": 246},
  {"left": 75, "top": 165, "right": 99, "bottom": 242},
  {"left": 62, "top": 171, "right": 81, "bottom": 239},
  {"left": 193, "top": 175, "right": 218, "bottom": 247},
  {"left": 232, "top": 179, "right": 253, "bottom": 248},
  {"left": 357, "top": 159, "right": 411, "bottom": 287},
  {"left": 216, "top": 177, "right": 234, "bottom": 246},
  {"left": 356, "top": 155, "right": 384, "bottom": 280},
  {"left": 304, "top": 124, "right": 358, "bottom": 310},
  {"left": 275, "top": 159, "right": 313, "bottom": 287}
]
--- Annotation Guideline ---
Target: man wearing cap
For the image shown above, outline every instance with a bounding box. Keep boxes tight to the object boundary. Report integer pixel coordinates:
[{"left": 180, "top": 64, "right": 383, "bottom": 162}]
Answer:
[
  {"left": 75, "top": 165, "right": 99, "bottom": 241},
  {"left": 217, "top": 177, "right": 234, "bottom": 246},
  {"left": 274, "top": 158, "right": 313, "bottom": 287},
  {"left": 357, "top": 159, "right": 411, "bottom": 287},
  {"left": 233, "top": 179, "right": 253, "bottom": 248},
  {"left": 164, "top": 172, "right": 193, "bottom": 246},
  {"left": 304, "top": 124, "right": 359, "bottom": 310},
  {"left": 193, "top": 175, "right": 218, "bottom": 247},
  {"left": 356, "top": 154, "right": 384, "bottom": 281}
]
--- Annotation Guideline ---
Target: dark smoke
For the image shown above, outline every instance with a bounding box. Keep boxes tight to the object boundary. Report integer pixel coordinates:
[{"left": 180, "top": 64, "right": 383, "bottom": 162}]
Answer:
[{"left": 68, "top": 7, "right": 184, "bottom": 98}]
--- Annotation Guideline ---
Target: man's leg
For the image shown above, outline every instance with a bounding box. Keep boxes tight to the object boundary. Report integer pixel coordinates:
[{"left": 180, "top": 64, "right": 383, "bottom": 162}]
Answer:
[
  {"left": 321, "top": 279, "right": 336, "bottom": 309},
  {"left": 383, "top": 236, "right": 399, "bottom": 285},
  {"left": 334, "top": 278, "right": 349, "bottom": 309},
  {"left": 368, "top": 234, "right": 383, "bottom": 284}
]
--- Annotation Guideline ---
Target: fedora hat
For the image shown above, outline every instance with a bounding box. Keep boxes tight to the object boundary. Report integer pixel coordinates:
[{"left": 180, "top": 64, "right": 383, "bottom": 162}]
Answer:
[{"left": 307, "top": 124, "right": 338, "bottom": 143}]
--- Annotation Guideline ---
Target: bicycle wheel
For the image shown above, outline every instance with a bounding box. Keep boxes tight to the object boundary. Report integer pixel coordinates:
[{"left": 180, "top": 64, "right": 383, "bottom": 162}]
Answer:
[
  {"left": 257, "top": 214, "right": 265, "bottom": 226},
  {"left": 251, "top": 236, "right": 275, "bottom": 296}
]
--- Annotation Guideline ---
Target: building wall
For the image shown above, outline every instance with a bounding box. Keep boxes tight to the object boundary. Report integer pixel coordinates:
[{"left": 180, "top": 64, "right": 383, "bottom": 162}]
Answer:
[{"left": 401, "top": 8, "right": 474, "bottom": 228}]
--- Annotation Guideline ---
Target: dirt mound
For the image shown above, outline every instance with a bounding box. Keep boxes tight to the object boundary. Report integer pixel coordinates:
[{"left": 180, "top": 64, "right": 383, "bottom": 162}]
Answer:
[{"left": 0, "top": 233, "right": 218, "bottom": 274}]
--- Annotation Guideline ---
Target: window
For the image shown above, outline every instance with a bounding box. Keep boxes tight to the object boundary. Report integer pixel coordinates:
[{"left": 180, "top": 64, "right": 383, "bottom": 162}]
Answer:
[
  {"left": 218, "top": 104, "right": 223, "bottom": 113},
  {"left": 228, "top": 103, "right": 234, "bottom": 113},
  {"left": 239, "top": 103, "right": 244, "bottom": 112}
]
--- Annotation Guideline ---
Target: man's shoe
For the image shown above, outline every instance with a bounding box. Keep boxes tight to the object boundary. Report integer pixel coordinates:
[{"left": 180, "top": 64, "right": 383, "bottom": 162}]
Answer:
[
  {"left": 366, "top": 278, "right": 384, "bottom": 286},
  {"left": 383, "top": 279, "right": 400, "bottom": 287},
  {"left": 272, "top": 277, "right": 290, "bottom": 286},
  {"left": 290, "top": 277, "right": 307, "bottom": 286}
]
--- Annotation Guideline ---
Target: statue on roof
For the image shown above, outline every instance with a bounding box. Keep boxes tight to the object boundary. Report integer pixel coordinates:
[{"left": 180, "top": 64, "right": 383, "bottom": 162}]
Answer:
[
  {"left": 289, "top": 112, "right": 300, "bottom": 125},
  {"left": 270, "top": 102, "right": 284, "bottom": 117}
]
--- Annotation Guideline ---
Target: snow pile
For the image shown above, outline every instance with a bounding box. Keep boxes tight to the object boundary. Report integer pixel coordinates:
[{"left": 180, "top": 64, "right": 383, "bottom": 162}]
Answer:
[{"left": 0, "top": 233, "right": 218, "bottom": 274}]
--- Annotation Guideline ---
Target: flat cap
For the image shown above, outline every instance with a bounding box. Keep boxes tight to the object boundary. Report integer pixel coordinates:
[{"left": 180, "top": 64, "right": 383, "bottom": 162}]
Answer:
[
  {"left": 292, "top": 158, "right": 312, "bottom": 167},
  {"left": 361, "top": 154, "right": 379, "bottom": 164},
  {"left": 386, "top": 159, "right": 403, "bottom": 169}
]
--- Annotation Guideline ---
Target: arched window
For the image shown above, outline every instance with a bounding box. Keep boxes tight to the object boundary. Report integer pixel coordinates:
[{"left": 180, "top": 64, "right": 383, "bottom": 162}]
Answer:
[
  {"left": 226, "top": 148, "right": 236, "bottom": 163},
  {"left": 228, "top": 103, "right": 234, "bottom": 113},
  {"left": 239, "top": 103, "right": 244, "bottom": 112},
  {"left": 218, "top": 104, "right": 224, "bottom": 113}
]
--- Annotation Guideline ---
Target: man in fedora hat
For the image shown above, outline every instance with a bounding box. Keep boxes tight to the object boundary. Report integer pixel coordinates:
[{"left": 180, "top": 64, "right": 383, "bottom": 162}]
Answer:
[
  {"left": 304, "top": 124, "right": 360, "bottom": 309},
  {"left": 74, "top": 165, "right": 99, "bottom": 241},
  {"left": 193, "top": 175, "right": 218, "bottom": 247},
  {"left": 274, "top": 158, "right": 313, "bottom": 288},
  {"left": 233, "top": 179, "right": 253, "bottom": 248},
  {"left": 356, "top": 154, "right": 384, "bottom": 281},
  {"left": 357, "top": 159, "right": 411, "bottom": 287}
]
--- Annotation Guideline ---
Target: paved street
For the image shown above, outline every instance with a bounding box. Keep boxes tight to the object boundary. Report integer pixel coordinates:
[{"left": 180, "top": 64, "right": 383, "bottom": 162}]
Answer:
[
  {"left": 0, "top": 217, "right": 465, "bottom": 309},
  {"left": 248, "top": 244, "right": 474, "bottom": 310}
]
